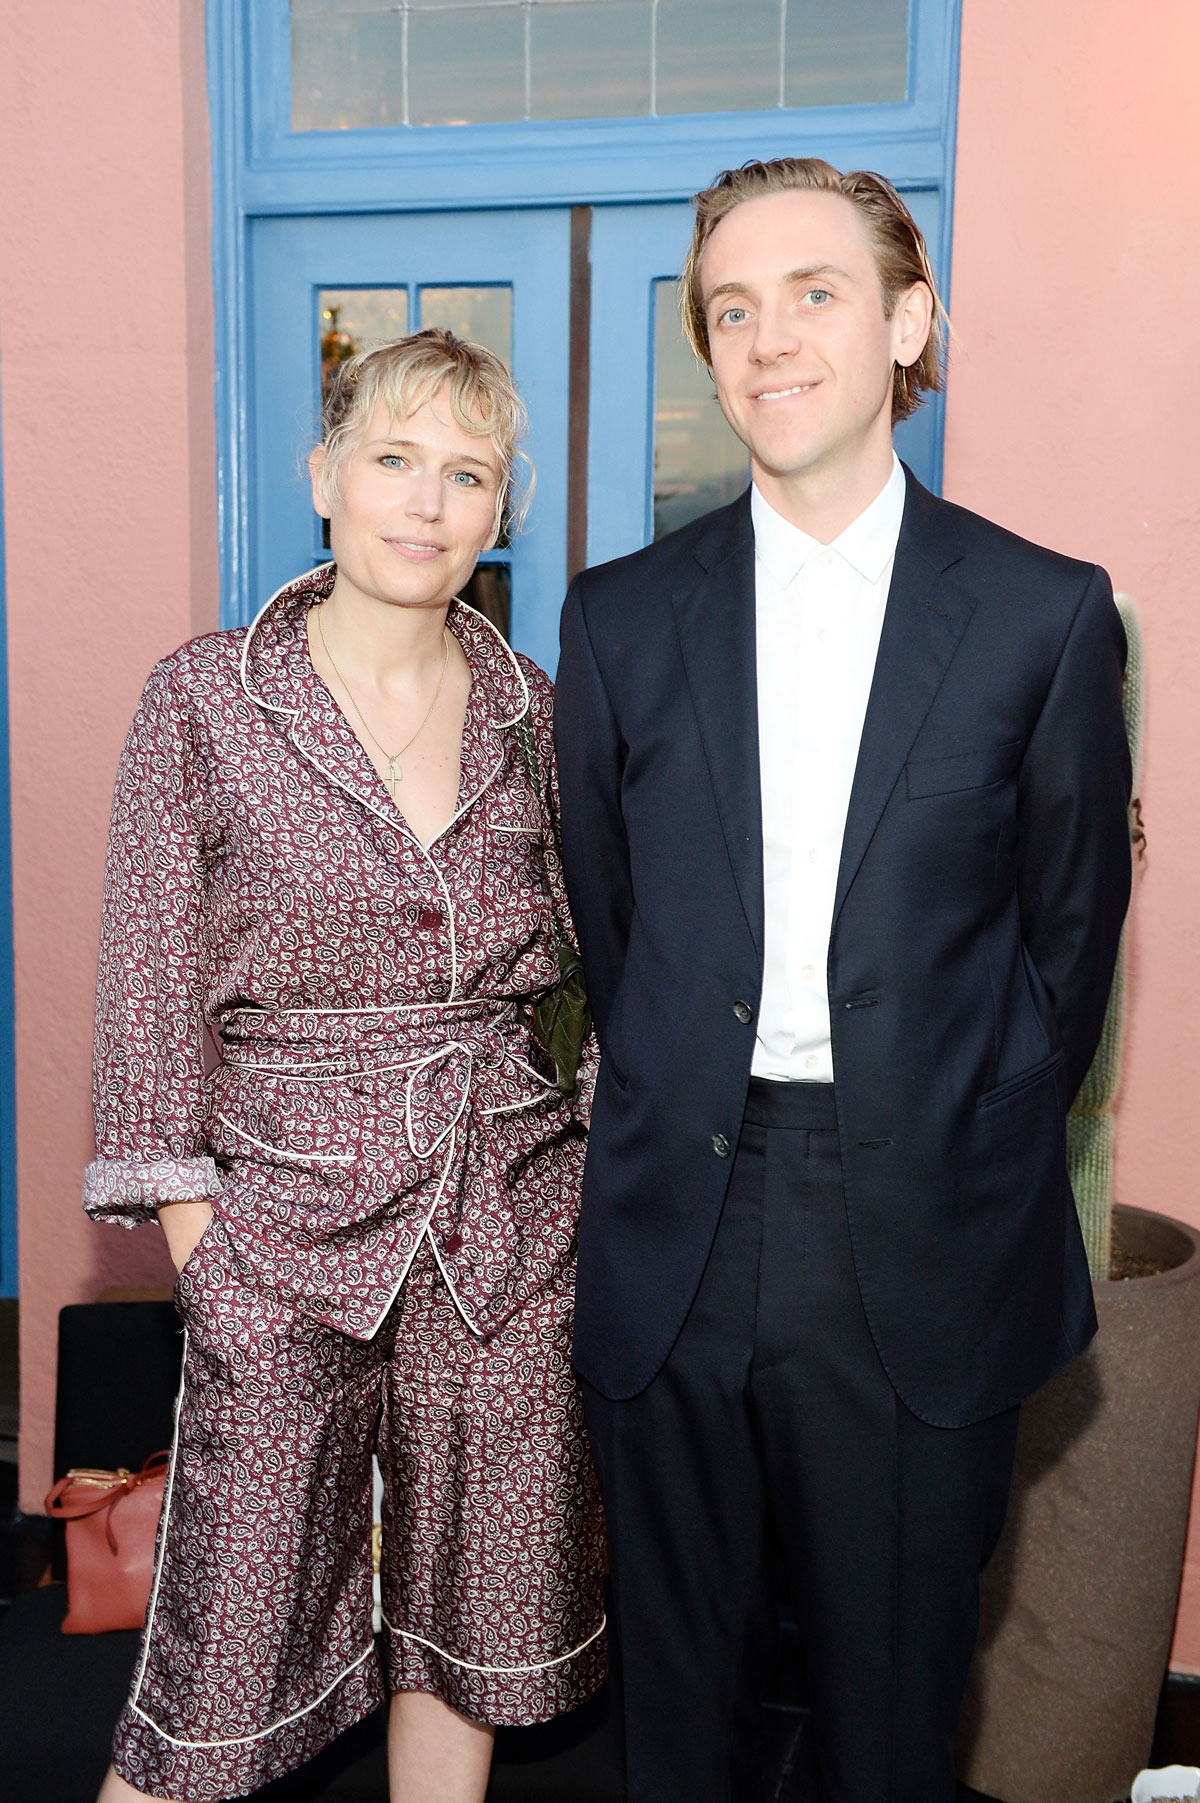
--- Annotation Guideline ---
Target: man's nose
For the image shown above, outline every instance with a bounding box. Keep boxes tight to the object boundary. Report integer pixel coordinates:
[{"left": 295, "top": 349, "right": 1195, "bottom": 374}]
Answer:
[{"left": 749, "top": 298, "right": 798, "bottom": 366}]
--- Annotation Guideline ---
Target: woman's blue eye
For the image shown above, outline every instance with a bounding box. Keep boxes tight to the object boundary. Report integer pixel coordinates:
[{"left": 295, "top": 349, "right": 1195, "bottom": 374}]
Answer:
[
  {"left": 380, "top": 454, "right": 406, "bottom": 468},
  {"left": 450, "top": 470, "right": 480, "bottom": 486}
]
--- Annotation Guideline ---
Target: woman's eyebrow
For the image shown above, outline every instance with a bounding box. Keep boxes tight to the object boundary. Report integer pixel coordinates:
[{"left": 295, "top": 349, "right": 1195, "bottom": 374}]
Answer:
[{"left": 368, "top": 436, "right": 496, "bottom": 471}]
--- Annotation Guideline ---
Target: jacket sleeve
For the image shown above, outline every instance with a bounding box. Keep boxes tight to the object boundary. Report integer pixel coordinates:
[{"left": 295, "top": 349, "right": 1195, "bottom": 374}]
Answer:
[
  {"left": 553, "top": 575, "right": 633, "bottom": 1049},
  {"left": 1016, "top": 565, "right": 1132, "bottom": 1105},
  {"left": 83, "top": 662, "right": 223, "bottom": 1227}
]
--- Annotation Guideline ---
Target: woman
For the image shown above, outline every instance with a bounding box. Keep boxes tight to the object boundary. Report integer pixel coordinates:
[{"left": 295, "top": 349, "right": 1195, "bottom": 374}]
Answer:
[{"left": 85, "top": 329, "right": 605, "bottom": 1803}]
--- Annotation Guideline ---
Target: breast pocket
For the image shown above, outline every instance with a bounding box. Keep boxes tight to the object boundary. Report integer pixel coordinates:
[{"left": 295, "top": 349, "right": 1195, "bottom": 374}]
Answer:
[
  {"left": 906, "top": 739, "right": 1023, "bottom": 800},
  {"left": 484, "top": 818, "right": 550, "bottom": 911}
]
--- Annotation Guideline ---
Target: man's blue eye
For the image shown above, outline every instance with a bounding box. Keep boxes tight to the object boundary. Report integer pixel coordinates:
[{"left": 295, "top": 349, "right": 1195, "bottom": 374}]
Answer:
[
  {"left": 807, "top": 289, "right": 831, "bottom": 305},
  {"left": 723, "top": 307, "right": 748, "bottom": 325}
]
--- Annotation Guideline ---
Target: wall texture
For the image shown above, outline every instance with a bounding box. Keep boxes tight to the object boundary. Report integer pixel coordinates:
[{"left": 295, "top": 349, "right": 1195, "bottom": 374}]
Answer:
[
  {"left": 0, "top": 0, "right": 217, "bottom": 1512},
  {"left": 945, "top": 0, "right": 1200, "bottom": 1666}
]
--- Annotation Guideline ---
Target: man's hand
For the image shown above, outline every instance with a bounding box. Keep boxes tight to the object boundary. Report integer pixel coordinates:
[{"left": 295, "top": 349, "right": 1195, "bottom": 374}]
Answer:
[{"left": 157, "top": 1200, "right": 215, "bottom": 1276}]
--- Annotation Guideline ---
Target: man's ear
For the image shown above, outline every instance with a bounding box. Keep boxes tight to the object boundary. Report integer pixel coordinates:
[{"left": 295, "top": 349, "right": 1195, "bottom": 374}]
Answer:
[
  {"left": 893, "top": 280, "right": 934, "bottom": 371},
  {"left": 308, "top": 445, "right": 332, "bottom": 520}
]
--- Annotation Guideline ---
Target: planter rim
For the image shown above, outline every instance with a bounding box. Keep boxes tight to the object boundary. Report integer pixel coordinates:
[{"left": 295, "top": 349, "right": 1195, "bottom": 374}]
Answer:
[{"left": 1096, "top": 1202, "right": 1200, "bottom": 1292}]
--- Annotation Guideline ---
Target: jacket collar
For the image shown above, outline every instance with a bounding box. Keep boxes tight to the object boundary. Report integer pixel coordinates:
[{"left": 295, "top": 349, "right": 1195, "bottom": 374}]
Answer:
[
  {"left": 239, "top": 563, "right": 530, "bottom": 846},
  {"left": 672, "top": 467, "right": 975, "bottom": 953}
]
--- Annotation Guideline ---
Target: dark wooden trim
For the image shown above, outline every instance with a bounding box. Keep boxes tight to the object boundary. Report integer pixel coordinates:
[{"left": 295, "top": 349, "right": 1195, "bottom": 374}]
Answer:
[{"left": 566, "top": 205, "right": 592, "bottom": 586}]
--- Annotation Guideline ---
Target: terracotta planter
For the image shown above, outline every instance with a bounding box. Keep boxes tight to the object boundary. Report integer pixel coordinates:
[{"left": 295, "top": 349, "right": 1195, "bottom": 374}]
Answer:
[{"left": 958, "top": 1204, "right": 1200, "bottom": 1803}]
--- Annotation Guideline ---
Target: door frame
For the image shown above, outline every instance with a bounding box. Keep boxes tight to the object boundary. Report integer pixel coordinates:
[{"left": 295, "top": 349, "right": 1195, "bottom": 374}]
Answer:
[{"left": 209, "top": 0, "right": 964, "bottom": 631}]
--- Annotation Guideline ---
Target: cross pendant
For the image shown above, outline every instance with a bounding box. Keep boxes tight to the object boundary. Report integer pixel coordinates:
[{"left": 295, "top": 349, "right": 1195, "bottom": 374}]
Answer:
[{"left": 388, "top": 757, "right": 403, "bottom": 794}]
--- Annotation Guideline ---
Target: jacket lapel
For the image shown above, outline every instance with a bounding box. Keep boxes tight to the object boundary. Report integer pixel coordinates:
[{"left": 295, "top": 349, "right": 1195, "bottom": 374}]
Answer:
[
  {"left": 833, "top": 471, "right": 976, "bottom": 924},
  {"left": 669, "top": 492, "right": 765, "bottom": 959}
]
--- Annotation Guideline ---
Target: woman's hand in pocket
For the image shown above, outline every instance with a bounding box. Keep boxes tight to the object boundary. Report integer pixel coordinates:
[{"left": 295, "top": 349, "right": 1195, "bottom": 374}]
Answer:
[{"left": 157, "top": 1200, "right": 214, "bottom": 1276}]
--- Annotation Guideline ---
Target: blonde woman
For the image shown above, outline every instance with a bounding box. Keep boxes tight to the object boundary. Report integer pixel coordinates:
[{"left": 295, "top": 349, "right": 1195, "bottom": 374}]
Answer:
[{"left": 87, "top": 330, "right": 605, "bottom": 1803}]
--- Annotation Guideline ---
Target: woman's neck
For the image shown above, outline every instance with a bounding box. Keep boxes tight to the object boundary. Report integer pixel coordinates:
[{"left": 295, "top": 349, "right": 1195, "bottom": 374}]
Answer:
[{"left": 317, "top": 579, "right": 452, "bottom": 685}]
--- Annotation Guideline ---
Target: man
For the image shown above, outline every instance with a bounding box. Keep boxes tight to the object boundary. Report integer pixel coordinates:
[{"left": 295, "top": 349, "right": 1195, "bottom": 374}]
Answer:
[{"left": 554, "top": 157, "right": 1131, "bottom": 1803}]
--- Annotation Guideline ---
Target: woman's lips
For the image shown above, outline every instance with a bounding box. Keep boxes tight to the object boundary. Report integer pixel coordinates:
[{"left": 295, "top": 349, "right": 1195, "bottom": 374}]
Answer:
[{"left": 384, "top": 538, "right": 443, "bottom": 562}]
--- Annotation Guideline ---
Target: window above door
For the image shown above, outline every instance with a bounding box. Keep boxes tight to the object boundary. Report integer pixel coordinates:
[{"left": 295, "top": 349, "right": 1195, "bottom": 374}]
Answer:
[
  {"left": 225, "top": 0, "right": 959, "bottom": 212},
  {"left": 290, "top": 0, "right": 909, "bottom": 133}
]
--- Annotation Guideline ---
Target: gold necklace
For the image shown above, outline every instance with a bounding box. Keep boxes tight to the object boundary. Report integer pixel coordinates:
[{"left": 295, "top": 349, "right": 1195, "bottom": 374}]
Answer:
[{"left": 315, "top": 606, "right": 451, "bottom": 798}]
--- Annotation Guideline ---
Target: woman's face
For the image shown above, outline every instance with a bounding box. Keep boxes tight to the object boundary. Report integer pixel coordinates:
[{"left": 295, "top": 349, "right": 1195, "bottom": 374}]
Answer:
[{"left": 311, "top": 392, "right": 503, "bottom": 613}]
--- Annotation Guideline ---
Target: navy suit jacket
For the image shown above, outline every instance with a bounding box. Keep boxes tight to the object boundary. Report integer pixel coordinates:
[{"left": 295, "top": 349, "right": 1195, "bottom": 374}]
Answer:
[{"left": 554, "top": 468, "right": 1131, "bottom": 1427}]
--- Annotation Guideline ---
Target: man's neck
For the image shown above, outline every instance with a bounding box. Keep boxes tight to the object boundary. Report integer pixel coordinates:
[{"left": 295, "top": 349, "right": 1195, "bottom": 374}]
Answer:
[{"left": 752, "top": 441, "right": 896, "bottom": 545}]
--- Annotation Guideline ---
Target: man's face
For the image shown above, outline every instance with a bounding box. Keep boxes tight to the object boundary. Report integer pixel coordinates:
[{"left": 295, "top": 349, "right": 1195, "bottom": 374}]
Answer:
[{"left": 700, "top": 189, "right": 922, "bottom": 494}]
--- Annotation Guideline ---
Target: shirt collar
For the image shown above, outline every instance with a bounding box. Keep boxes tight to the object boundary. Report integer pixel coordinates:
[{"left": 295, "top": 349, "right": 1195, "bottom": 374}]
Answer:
[
  {"left": 240, "top": 562, "right": 530, "bottom": 731},
  {"left": 751, "top": 452, "right": 907, "bottom": 589}
]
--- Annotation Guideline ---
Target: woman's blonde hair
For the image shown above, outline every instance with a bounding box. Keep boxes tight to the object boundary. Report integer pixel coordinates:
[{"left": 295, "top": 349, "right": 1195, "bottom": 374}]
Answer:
[
  {"left": 314, "top": 327, "right": 533, "bottom": 539},
  {"left": 680, "top": 157, "right": 948, "bottom": 424}
]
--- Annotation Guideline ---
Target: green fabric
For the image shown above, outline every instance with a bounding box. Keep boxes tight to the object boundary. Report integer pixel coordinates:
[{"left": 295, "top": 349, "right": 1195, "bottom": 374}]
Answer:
[
  {"left": 1067, "top": 595, "right": 1142, "bottom": 1279},
  {"left": 512, "top": 713, "right": 592, "bottom": 1095}
]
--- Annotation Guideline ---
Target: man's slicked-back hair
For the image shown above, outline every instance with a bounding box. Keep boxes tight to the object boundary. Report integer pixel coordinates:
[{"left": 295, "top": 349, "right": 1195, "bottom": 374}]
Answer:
[{"left": 680, "top": 157, "right": 948, "bottom": 424}]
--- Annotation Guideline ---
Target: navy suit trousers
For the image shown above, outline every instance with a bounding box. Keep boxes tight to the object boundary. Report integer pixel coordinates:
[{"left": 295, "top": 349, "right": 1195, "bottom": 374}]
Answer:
[{"left": 582, "top": 1080, "right": 1020, "bottom": 1803}]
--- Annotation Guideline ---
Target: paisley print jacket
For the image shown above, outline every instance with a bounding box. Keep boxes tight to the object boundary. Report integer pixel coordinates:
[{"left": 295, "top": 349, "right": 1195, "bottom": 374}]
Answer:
[{"left": 85, "top": 565, "right": 594, "bottom": 1340}]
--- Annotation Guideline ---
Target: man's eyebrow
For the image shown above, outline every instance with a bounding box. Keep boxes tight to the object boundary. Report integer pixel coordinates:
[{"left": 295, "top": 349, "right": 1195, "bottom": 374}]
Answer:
[
  {"left": 368, "top": 437, "right": 496, "bottom": 470},
  {"left": 704, "top": 264, "right": 854, "bottom": 309},
  {"left": 784, "top": 263, "right": 853, "bottom": 285}
]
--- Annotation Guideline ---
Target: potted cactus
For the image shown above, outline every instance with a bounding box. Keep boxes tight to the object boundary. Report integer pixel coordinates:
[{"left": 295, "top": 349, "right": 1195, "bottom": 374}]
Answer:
[{"left": 958, "top": 601, "right": 1200, "bottom": 1803}]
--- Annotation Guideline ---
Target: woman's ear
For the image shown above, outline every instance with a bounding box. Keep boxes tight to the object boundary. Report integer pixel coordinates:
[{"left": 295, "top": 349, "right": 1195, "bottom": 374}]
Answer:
[{"left": 308, "top": 445, "right": 332, "bottom": 520}]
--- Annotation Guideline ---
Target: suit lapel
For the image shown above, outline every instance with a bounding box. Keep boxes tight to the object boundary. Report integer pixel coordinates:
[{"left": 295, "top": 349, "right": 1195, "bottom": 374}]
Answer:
[
  {"left": 833, "top": 472, "right": 975, "bottom": 924},
  {"left": 669, "top": 492, "right": 765, "bottom": 959}
]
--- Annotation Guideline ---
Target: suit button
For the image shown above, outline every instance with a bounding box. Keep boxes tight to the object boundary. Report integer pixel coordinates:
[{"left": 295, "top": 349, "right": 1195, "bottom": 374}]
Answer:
[
  {"left": 711, "top": 1133, "right": 730, "bottom": 1158},
  {"left": 733, "top": 1001, "right": 753, "bottom": 1024}
]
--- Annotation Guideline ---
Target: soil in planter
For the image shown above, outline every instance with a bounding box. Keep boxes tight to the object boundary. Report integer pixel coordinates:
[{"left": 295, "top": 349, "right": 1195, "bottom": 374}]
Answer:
[{"left": 1109, "top": 1215, "right": 1177, "bottom": 1281}]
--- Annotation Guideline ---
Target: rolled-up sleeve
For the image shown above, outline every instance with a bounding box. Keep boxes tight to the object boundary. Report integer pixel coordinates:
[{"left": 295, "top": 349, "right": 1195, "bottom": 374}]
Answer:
[{"left": 84, "top": 661, "right": 222, "bottom": 1227}]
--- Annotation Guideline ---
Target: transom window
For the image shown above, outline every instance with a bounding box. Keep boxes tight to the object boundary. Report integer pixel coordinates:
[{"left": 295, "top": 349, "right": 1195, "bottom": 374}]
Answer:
[{"left": 291, "top": 0, "right": 909, "bottom": 132}]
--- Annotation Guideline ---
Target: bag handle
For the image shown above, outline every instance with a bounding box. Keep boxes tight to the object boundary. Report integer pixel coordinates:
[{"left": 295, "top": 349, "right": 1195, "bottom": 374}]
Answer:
[{"left": 45, "top": 1451, "right": 170, "bottom": 1553}]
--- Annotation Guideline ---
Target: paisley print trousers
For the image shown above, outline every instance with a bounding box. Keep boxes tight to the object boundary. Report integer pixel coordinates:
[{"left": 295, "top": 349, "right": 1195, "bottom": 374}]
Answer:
[{"left": 111, "top": 1218, "right": 606, "bottom": 1802}]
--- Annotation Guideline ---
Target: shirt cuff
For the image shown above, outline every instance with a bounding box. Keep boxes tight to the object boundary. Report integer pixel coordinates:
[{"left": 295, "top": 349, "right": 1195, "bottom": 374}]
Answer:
[{"left": 83, "top": 1155, "right": 223, "bottom": 1227}]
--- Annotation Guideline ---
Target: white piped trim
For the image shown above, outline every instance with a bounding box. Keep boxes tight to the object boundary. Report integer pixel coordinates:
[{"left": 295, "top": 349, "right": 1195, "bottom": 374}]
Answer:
[
  {"left": 130, "top": 1312, "right": 378, "bottom": 1751},
  {"left": 213, "top": 1112, "right": 356, "bottom": 1166},
  {"left": 130, "top": 1645, "right": 375, "bottom": 1750},
  {"left": 365, "top": 1123, "right": 458, "bottom": 1339},
  {"left": 381, "top": 1611, "right": 606, "bottom": 1675}
]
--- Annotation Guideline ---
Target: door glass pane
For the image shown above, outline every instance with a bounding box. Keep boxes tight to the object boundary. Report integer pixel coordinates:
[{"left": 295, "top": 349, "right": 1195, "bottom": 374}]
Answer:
[
  {"left": 418, "top": 286, "right": 513, "bottom": 366},
  {"left": 290, "top": 0, "right": 908, "bottom": 130},
  {"left": 655, "top": 0, "right": 782, "bottom": 115},
  {"left": 529, "top": 2, "right": 652, "bottom": 120},
  {"left": 408, "top": 5, "right": 526, "bottom": 127},
  {"left": 652, "top": 279, "right": 747, "bottom": 541},
  {"left": 319, "top": 289, "right": 409, "bottom": 395},
  {"left": 786, "top": 0, "right": 908, "bottom": 107}
]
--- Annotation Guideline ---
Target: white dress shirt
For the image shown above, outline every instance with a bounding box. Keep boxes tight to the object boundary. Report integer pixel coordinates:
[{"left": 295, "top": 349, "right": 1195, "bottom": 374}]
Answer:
[{"left": 751, "top": 454, "right": 906, "bottom": 1082}]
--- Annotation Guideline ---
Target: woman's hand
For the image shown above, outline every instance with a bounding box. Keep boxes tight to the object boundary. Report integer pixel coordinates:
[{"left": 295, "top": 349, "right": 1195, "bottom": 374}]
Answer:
[{"left": 157, "top": 1200, "right": 214, "bottom": 1276}]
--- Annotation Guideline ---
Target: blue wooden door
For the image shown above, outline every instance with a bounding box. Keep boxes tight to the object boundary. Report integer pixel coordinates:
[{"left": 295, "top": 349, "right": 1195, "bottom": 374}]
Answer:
[{"left": 248, "top": 208, "right": 572, "bottom": 675}]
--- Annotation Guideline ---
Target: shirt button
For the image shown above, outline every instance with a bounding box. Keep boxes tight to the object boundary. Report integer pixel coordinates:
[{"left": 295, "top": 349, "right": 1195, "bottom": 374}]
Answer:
[
  {"left": 711, "top": 1133, "right": 730, "bottom": 1158},
  {"left": 817, "top": 628, "right": 828, "bottom": 641},
  {"left": 801, "top": 964, "right": 814, "bottom": 982},
  {"left": 805, "top": 1055, "right": 818, "bottom": 1071},
  {"left": 807, "top": 848, "right": 818, "bottom": 864},
  {"left": 733, "top": 1001, "right": 753, "bottom": 1024}
]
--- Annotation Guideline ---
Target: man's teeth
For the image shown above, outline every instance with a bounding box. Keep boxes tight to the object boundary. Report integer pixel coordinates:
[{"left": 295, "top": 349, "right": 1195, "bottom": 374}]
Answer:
[{"left": 758, "top": 384, "right": 810, "bottom": 401}]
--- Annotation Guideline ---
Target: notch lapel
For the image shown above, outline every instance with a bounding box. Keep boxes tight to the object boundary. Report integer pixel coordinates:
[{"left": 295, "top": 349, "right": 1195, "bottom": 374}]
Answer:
[
  {"left": 833, "top": 473, "right": 975, "bottom": 925},
  {"left": 669, "top": 492, "right": 765, "bottom": 959}
]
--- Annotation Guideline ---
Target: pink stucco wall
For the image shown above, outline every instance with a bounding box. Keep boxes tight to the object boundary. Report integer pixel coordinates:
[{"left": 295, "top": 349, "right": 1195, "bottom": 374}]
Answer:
[
  {"left": 945, "top": 0, "right": 1200, "bottom": 1665},
  {"left": 4, "top": 0, "right": 1199, "bottom": 1672},
  {"left": 0, "top": 0, "right": 217, "bottom": 1512}
]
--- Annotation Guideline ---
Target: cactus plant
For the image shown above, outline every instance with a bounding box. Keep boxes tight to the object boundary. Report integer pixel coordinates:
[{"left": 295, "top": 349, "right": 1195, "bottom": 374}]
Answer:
[{"left": 1066, "top": 594, "right": 1143, "bottom": 1280}]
